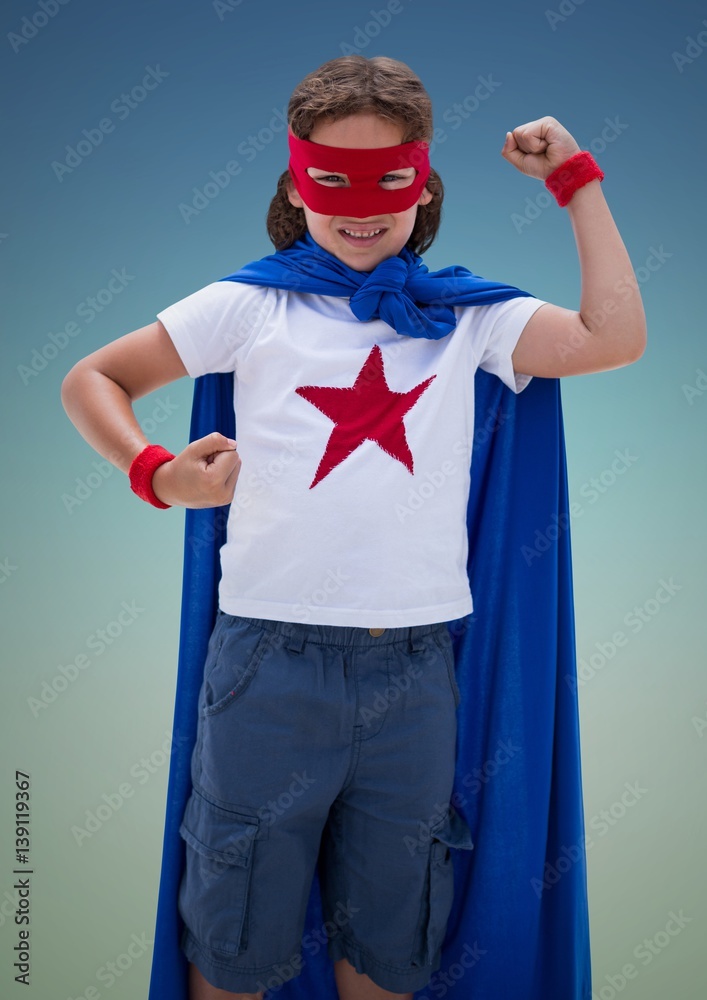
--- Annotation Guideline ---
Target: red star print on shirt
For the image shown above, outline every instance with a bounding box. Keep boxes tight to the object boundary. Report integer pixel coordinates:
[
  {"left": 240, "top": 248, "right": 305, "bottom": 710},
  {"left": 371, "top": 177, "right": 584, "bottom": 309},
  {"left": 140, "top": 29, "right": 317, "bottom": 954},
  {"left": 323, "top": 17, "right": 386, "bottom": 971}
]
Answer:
[{"left": 295, "top": 344, "right": 436, "bottom": 489}]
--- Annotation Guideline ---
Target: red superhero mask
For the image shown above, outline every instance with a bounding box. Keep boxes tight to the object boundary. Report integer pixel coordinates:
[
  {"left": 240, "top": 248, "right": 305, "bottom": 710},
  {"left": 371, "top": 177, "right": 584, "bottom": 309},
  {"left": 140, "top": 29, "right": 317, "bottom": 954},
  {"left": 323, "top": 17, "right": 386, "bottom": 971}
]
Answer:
[{"left": 288, "top": 129, "right": 431, "bottom": 217}]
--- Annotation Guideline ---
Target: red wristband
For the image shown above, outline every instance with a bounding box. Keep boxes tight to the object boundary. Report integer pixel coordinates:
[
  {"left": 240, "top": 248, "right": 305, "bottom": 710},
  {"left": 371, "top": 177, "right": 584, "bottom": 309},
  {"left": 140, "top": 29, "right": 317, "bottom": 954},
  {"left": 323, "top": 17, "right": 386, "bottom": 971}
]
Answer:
[
  {"left": 129, "top": 444, "right": 176, "bottom": 509},
  {"left": 545, "top": 150, "right": 604, "bottom": 207}
]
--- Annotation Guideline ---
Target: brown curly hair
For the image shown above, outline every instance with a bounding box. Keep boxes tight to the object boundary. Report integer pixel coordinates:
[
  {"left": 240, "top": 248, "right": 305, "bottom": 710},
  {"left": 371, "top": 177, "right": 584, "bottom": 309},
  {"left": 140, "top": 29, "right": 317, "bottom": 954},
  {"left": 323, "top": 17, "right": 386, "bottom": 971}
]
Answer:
[{"left": 266, "top": 55, "right": 443, "bottom": 256}]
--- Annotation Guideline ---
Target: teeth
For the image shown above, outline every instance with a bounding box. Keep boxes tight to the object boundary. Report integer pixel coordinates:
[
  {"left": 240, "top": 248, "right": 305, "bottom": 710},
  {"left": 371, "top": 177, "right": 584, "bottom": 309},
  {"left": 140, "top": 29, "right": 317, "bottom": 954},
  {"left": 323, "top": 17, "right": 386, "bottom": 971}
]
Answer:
[{"left": 342, "top": 228, "right": 383, "bottom": 238}]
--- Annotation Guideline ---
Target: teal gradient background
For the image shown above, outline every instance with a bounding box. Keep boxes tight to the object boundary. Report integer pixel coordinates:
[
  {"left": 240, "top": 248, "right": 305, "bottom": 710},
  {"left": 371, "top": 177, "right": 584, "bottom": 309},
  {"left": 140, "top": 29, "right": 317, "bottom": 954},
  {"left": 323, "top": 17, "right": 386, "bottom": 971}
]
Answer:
[{"left": 2, "top": 0, "right": 705, "bottom": 996}]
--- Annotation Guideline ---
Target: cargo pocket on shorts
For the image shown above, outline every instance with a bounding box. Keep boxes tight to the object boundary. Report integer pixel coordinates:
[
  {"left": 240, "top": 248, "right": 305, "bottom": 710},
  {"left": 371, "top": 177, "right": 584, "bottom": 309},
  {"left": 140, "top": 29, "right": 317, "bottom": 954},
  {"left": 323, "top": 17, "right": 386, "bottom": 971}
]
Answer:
[
  {"left": 202, "top": 616, "right": 271, "bottom": 717},
  {"left": 431, "top": 626, "right": 462, "bottom": 709},
  {"left": 178, "top": 787, "right": 263, "bottom": 957},
  {"left": 410, "top": 807, "right": 474, "bottom": 969}
]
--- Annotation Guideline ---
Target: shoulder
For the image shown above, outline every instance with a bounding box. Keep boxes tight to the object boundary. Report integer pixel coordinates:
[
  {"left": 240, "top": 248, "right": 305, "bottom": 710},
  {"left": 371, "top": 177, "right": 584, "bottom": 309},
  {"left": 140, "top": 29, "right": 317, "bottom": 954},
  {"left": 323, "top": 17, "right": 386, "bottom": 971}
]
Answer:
[
  {"left": 453, "top": 295, "right": 548, "bottom": 328},
  {"left": 165, "top": 279, "right": 279, "bottom": 318},
  {"left": 156, "top": 280, "right": 280, "bottom": 342},
  {"left": 203, "top": 279, "right": 277, "bottom": 302},
  {"left": 453, "top": 296, "right": 549, "bottom": 350},
  {"left": 215, "top": 278, "right": 280, "bottom": 301}
]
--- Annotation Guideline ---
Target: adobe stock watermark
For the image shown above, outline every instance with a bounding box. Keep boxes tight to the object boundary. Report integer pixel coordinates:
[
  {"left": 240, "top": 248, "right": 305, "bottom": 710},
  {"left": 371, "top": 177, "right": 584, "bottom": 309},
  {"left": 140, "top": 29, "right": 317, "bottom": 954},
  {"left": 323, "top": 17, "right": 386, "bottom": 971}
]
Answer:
[
  {"left": 212, "top": 0, "right": 246, "bottom": 19},
  {"left": 357, "top": 659, "right": 424, "bottom": 729},
  {"left": 531, "top": 780, "right": 648, "bottom": 897},
  {"left": 417, "top": 940, "right": 488, "bottom": 999},
  {"left": 52, "top": 66, "right": 169, "bottom": 181},
  {"left": 27, "top": 600, "right": 146, "bottom": 717},
  {"left": 591, "top": 910, "right": 693, "bottom": 1000},
  {"left": 71, "top": 730, "right": 189, "bottom": 846},
  {"left": 453, "top": 737, "right": 522, "bottom": 803},
  {"left": 178, "top": 106, "right": 287, "bottom": 223},
  {"left": 691, "top": 700, "right": 707, "bottom": 738},
  {"left": 256, "top": 771, "right": 317, "bottom": 831},
  {"left": 223, "top": 437, "right": 307, "bottom": 524},
  {"left": 435, "top": 76, "right": 502, "bottom": 138},
  {"left": 329, "top": 71, "right": 502, "bottom": 169},
  {"left": 61, "top": 397, "right": 179, "bottom": 513},
  {"left": 339, "top": 0, "right": 410, "bottom": 54},
  {"left": 394, "top": 407, "right": 512, "bottom": 523},
  {"left": 354, "top": 625, "right": 470, "bottom": 730},
  {"left": 291, "top": 567, "right": 352, "bottom": 622},
  {"left": 253, "top": 899, "right": 361, "bottom": 995},
  {"left": 199, "top": 772, "right": 317, "bottom": 868},
  {"left": 301, "top": 900, "right": 360, "bottom": 957},
  {"left": 521, "top": 447, "right": 639, "bottom": 566},
  {"left": 403, "top": 802, "right": 454, "bottom": 857},
  {"left": 8, "top": 0, "right": 71, "bottom": 54},
  {"left": 394, "top": 458, "right": 461, "bottom": 523},
  {"left": 18, "top": 268, "right": 136, "bottom": 385},
  {"left": 565, "top": 577, "right": 682, "bottom": 691},
  {"left": 511, "top": 115, "right": 628, "bottom": 234},
  {"left": 553, "top": 246, "right": 671, "bottom": 363},
  {"left": 545, "top": 0, "right": 588, "bottom": 31},
  {"left": 187, "top": 506, "right": 230, "bottom": 557},
  {"left": 0, "top": 557, "right": 18, "bottom": 585},
  {"left": 672, "top": 18, "right": 707, "bottom": 73},
  {"left": 65, "top": 931, "right": 153, "bottom": 999},
  {"left": 682, "top": 367, "right": 707, "bottom": 405},
  {"left": 0, "top": 885, "right": 23, "bottom": 929}
]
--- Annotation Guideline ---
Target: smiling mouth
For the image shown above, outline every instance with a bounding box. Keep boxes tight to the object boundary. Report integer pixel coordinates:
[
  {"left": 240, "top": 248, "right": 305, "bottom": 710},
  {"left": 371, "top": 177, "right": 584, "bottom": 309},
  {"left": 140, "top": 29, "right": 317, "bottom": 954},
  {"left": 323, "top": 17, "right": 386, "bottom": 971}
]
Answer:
[{"left": 338, "top": 227, "right": 387, "bottom": 245}]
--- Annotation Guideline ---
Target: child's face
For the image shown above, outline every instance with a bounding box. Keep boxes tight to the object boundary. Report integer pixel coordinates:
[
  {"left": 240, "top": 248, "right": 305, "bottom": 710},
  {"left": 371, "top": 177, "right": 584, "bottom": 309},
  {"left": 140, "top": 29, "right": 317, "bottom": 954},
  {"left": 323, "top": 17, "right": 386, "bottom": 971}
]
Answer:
[{"left": 286, "top": 113, "right": 433, "bottom": 271}]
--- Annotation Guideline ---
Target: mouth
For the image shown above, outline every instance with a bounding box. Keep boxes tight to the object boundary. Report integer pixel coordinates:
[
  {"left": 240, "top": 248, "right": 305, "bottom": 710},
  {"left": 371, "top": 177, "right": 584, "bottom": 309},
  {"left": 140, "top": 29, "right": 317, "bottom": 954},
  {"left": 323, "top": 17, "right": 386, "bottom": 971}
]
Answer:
[{"left": 338, "top": 226, "right": 388, "bottom": 248}]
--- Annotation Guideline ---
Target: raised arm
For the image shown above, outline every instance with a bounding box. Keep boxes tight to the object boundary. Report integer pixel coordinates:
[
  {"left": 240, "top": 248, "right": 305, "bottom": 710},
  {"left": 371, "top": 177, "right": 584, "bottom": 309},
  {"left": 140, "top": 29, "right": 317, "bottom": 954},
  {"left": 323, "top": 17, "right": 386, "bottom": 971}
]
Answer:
[{"left": 499, "top": 116, "right": 647, "bottom": 379}]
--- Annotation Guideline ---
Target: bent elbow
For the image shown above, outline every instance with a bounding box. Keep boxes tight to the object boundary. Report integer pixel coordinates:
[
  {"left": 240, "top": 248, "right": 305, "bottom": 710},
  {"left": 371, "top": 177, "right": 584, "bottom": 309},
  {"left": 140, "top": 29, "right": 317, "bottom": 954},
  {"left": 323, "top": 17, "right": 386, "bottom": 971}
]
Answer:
[
  {"left": 628, "top": 325, "right": 648, "bottom": 364},
  {"left": 60, "top": 359, "right": 90, "bottom": 411}
]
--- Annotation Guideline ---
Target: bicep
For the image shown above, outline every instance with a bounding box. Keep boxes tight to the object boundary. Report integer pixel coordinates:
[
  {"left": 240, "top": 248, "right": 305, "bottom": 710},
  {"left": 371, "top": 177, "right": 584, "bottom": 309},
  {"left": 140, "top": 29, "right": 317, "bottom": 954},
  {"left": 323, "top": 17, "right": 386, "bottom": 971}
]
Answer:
[
  {"left": 510, "top": 302, "right": 636, "bottom": 378},
  {"left": 66, "top": 320, "right": 189, "bottom": 400}
]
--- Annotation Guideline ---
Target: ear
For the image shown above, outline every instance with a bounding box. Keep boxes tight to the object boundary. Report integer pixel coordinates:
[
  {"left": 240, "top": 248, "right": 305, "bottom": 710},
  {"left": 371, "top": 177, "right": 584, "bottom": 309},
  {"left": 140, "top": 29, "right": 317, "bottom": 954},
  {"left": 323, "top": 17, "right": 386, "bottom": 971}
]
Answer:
[
  {"left": 417, "top": 185, "right": 433, "bottom": 207},
  {"left": 286, "top": 174, "right": 304, "bottom": 209}
]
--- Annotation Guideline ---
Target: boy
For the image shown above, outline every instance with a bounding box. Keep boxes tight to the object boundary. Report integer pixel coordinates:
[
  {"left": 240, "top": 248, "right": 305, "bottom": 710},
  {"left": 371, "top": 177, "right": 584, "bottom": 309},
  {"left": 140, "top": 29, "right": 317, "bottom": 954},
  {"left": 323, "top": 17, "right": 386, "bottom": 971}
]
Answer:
[{"left": 63, "top": 57, "right": 645, "bottom": 1000}]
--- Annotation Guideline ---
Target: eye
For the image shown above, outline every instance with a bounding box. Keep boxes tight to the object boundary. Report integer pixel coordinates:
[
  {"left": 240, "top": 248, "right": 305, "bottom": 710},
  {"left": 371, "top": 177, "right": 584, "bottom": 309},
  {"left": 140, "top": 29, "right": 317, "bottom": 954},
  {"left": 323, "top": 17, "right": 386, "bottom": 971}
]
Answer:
[
  {"left": 308, "top": 172, "right": 349, "bottom": 186},
  {"left": 379, "top": 171, "right": 416, "bottom": 187}
]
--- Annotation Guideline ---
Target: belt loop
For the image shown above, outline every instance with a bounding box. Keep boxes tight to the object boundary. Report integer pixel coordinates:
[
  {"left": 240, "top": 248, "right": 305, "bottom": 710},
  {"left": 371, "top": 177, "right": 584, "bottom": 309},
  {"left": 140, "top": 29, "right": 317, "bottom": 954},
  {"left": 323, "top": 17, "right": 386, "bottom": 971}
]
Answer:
[
  {"left": 282, "top": 621, "right": 307, "bottom": 654},
  {"left": 407, "top": 627, "right": 426, "bottom": 654}
]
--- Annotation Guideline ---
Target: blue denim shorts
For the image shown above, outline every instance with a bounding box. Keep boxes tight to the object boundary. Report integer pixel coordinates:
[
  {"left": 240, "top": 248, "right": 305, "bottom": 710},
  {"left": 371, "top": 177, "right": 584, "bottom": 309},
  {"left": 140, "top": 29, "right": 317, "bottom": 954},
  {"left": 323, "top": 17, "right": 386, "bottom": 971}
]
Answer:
[{"left": 177, "top": 610, "right": 474, "bottom": 995}]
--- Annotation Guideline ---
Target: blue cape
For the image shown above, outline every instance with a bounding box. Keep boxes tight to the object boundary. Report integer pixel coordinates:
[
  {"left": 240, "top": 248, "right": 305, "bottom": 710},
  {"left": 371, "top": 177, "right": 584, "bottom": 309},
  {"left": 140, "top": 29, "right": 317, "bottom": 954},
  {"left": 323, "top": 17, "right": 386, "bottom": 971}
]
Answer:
[{"left": 147, "top": 233, "right": 591, "bottom": 999}]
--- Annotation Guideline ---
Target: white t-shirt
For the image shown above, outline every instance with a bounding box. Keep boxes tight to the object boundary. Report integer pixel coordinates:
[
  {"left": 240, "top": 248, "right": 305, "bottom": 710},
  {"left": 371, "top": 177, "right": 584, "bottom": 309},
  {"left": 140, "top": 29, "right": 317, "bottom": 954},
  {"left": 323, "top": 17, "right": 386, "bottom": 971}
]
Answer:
[{"left": 157, "top": 280, "right": 547, "bottom": 626}]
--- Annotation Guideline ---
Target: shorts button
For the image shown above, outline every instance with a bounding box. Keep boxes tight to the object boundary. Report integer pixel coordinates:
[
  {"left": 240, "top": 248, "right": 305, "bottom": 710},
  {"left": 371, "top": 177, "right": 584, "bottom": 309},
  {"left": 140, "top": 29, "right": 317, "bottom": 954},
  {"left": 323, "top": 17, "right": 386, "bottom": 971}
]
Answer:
[{"left": 369, "top": 627, "right": 385, "bottom": 637}]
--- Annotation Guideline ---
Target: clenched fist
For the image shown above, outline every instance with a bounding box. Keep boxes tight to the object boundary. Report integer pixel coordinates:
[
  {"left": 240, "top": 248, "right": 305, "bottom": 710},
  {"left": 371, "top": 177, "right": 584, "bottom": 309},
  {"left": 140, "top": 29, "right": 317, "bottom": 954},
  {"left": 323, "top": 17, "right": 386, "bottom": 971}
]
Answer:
[
  {"left": 152, "top": 431, "right": 241, "bottom": 509},
  {"left": 501, "top": 116, "right": 581, "bottom": 181}
]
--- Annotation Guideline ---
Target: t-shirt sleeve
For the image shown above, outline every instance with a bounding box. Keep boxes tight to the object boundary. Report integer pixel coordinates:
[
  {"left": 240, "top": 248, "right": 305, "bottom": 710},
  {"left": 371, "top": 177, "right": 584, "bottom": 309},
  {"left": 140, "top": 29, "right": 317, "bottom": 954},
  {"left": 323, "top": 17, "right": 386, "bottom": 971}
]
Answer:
[
  {"left": 462, "top": 295, "right": 549, "bottom": 393},
  {"left": 156, "top": 280, "right": 275, "bottom": 377}
]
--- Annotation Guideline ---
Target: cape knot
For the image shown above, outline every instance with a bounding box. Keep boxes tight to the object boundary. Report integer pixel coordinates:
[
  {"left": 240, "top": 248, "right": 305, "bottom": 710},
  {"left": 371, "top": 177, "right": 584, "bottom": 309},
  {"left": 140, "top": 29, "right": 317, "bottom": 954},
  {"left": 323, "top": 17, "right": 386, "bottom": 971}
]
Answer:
[{"left": 349, "top": 256, "right": 410, "bottom": 321}]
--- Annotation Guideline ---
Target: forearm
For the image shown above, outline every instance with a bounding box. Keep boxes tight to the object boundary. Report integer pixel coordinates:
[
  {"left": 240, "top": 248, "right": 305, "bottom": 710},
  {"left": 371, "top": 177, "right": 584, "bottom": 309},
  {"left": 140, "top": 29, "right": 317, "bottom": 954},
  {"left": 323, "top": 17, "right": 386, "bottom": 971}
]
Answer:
[
  {"left": 566, "top": 178, "right": 647, "bottom": 355},
  {"left": 61, "top": 364, "right": 150, "bottom": 476}
]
